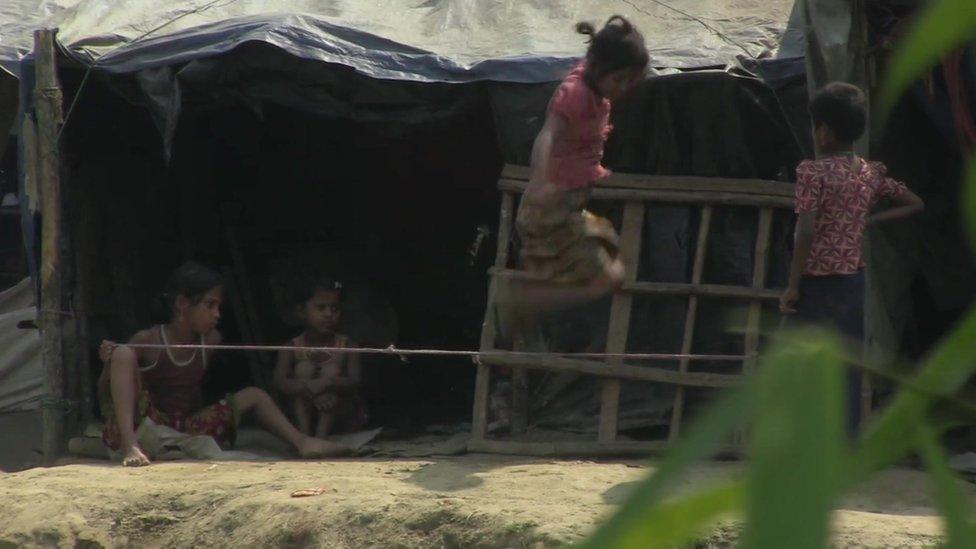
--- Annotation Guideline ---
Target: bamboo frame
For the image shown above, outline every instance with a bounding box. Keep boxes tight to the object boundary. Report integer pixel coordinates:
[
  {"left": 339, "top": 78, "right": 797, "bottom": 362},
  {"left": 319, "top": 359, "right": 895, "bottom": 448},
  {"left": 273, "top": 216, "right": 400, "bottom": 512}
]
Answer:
[{"left": 470, "top": 165, "right": 792, "bottom": 456}]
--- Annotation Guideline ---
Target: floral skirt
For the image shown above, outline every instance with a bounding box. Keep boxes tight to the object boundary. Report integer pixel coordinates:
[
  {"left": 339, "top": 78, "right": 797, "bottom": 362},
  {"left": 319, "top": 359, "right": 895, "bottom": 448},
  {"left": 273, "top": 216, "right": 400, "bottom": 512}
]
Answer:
[
  {"left": 516, "top": 186, "right": 620, "bottom": 284},
  {"left": 101, "top": 390, "right": 239, "bottom": 451}
]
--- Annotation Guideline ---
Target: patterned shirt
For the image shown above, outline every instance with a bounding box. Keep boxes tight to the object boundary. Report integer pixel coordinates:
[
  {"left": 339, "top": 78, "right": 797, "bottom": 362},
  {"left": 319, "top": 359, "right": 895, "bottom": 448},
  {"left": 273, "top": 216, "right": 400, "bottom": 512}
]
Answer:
[
  {"left": 546, "top": 63, "right": 613, "bottom": 189},
  {"left": 795, "top": 155, "right": 907, "bottom": 276}
]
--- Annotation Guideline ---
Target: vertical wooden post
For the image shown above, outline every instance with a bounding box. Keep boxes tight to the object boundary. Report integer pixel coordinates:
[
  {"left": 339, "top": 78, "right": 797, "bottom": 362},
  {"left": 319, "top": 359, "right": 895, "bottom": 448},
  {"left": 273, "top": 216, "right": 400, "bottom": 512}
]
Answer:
[
  {"left": 472, "top": 192, "right": 515, "bottom": 441},
  {"left": 734, "top": 207, "right": 774, "bottom": 446},
  {"left": 743, "top": 208, "right": 774, "bottom": 374},
  {"left": 34, "top": 28, "right": 65, "bottom": 463},
  {"left": 598, "top": 201, "right": 645, "bottom": 443},
  {"left": 668, "top": 205, "right": 713, "bottom": 441}
]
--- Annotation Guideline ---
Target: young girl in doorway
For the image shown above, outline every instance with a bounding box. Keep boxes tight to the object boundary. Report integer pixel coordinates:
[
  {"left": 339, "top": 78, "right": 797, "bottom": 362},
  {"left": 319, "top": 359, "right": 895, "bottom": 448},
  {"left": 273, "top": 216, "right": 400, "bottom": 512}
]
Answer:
[
  {"left": 98, "top": 262, "right": 347, "bottom": 467},
  {"left": 513, "top": 16, "right": 648, "bottom": 312},
  {"left": 273, "top": 277, "right": 366, "bottom": 438}
]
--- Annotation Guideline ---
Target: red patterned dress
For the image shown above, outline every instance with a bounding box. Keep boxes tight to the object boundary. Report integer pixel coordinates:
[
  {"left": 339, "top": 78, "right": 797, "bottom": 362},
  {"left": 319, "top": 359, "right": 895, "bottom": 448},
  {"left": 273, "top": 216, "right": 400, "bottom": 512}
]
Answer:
[{"left": 795, "top": 155, "right": 907, "bottom": 276}]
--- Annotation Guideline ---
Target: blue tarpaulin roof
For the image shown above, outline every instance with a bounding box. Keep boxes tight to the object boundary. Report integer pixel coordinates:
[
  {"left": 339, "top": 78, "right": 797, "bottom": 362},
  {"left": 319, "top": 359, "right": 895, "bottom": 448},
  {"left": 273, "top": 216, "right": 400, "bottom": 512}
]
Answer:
[{"left": 2, "top": 0, "right": 793, "bottom": 82}]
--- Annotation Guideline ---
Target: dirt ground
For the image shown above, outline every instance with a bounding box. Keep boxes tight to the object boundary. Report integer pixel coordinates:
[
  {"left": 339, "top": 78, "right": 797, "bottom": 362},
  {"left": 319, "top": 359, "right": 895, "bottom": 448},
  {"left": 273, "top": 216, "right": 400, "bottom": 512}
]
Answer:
[{"left": 0, "top": 454, "right": 960, "bottom": 548}]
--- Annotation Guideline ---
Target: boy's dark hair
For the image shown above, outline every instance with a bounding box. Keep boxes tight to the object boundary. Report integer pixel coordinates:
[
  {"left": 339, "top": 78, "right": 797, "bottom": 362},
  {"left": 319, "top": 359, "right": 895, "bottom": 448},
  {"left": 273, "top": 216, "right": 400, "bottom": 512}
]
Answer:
[
  {"left": 295, "top": 276, "right": 343, "bottom": 308},
  {"left": 576, "top": 15, "right": 649, "bottom": 77},
  {"left": 809, "top": 82, "right": 867, "bottom": 143},
  {"left": 152, "top": 261, "right": 223, "bottom": 321}
]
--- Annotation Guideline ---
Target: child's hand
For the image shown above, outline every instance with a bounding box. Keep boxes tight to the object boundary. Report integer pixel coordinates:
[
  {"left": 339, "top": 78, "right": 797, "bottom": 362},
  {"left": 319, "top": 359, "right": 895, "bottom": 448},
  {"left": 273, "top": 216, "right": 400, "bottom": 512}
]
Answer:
[
  {"left": 305, "top": 378, "right": 329, "bottom": 395},
  {"left": 779, "top": 287, "right": 799, "bottom": 314},
  {"left": 313, "top": 392, "right": 338, "bottom": 413},
  {"left": 99, "top": 340, "right": 118, "bottom": 364}
]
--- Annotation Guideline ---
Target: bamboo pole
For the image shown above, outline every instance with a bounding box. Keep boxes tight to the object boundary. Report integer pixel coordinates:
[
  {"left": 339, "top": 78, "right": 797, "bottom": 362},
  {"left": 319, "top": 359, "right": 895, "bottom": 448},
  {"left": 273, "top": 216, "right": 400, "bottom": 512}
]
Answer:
[
  {"left": 34, "top": 28, "right": 65, "bottom": 463},
  {"left": 598, "top": 202, "right": 645, "bottom": 442},
  {"left": 669, "top": 205, "right": 713, "bottom": 442}
]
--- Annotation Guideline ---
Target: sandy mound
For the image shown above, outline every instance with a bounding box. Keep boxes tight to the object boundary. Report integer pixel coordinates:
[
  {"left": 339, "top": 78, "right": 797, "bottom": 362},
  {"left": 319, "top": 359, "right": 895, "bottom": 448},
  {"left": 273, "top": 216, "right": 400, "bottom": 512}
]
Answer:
[{"left": 0, "top": 456, "right": 958, "bottom": 547}]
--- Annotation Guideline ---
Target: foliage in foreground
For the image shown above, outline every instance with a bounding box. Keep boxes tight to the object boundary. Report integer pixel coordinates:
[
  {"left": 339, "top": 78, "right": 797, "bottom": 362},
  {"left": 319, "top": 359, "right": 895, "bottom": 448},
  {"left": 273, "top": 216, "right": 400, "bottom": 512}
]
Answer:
[{"left": 582, "top": 2, "right": 976, "bottom": 547}]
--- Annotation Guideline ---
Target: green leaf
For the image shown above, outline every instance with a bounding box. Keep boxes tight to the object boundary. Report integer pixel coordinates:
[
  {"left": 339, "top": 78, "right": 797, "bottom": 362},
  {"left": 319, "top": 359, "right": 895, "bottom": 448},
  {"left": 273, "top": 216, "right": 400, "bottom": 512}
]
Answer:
[
  {"left": 740, "top": 329, "right": 846, "bottom": 549},
  {"left": 915, "top": 419, "right": 976, "bottom": 547},
  {"left": 851, "top": 307, "right": 976, "bottom": 482},
  {"left": 578, "top": 384, "right": 753, "bottom": 548},
  {"left": 597, "top": 481, "right": 744, "bottom": 549},
  {"left": 879, "top": 0, "right": 976, "bottom": 116},
  {"left": 965, "top": 158, "right": 976, "bottom": 252}
]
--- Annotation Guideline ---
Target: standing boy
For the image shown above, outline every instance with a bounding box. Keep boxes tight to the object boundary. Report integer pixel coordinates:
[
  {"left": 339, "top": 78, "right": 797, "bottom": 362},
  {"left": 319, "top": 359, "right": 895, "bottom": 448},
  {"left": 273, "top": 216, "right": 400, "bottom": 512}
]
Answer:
[{"left": 780, "top": 82, "right": 925, "bottom": 432}]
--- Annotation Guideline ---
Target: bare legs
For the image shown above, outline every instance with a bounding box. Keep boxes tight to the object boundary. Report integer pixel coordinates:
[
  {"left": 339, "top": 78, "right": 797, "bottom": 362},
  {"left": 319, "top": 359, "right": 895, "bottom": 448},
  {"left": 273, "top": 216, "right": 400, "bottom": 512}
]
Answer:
[
  {"left": 106, "top": 347, "right": 151, "bottom": 467},
  {"left": 234, "top": 387, "right": 347, "bottom": 457}
]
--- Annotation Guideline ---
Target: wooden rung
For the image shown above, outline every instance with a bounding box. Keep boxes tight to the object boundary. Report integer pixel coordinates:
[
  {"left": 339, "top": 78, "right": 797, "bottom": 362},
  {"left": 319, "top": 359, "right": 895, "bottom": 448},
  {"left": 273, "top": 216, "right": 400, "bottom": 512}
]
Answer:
[
  {"left": 669, "top": 205, "right": 714, "bottom": 442},
  {"left": 500, "top": 165, "right": 794, "bottom": 198},
  {"left": 599, "top": 201, "right": 646, "bottom": 443},
  {"left": 467, "top": 438, "right": 742, "bottom": 458},
  {"left": 468, "top": 438, "right": 668, "bottom": 457},
  {"left": 490, "top": 268, "right": 782, "bottom": 300},
  {"left": 498, "top": 179, "right": 794, "bottom": 209},
  {"left": 480, "top": 354, "right": 740, "bottom": 387},
  {"left": 624, "top": 282, "right": 781, "bottom": 300}
]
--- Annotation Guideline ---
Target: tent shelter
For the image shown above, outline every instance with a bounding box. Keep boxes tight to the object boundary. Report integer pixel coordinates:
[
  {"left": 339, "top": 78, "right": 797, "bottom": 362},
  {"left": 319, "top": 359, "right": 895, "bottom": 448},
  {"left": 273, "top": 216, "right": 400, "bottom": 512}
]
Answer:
[{"left": 1, "top": 0, "right": 971, "bottom": 461}]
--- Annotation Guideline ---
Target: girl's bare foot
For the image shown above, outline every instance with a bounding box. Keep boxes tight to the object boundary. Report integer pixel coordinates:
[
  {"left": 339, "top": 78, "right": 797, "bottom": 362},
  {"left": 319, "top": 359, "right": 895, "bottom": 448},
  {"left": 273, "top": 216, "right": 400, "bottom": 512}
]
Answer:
[
  {"left": 297, "top": 436, "right": 348, "bottom": 458},
  {"left": 121, "top": 444, "right": 150, "bottom": 467}
]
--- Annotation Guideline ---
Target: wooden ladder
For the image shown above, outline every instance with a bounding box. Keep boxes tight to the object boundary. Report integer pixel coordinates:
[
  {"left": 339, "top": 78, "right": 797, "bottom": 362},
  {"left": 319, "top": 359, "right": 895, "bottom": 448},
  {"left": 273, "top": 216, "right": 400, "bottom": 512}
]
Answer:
[{"left": 469, "top": 165, "right": 793, "bottom": 457}]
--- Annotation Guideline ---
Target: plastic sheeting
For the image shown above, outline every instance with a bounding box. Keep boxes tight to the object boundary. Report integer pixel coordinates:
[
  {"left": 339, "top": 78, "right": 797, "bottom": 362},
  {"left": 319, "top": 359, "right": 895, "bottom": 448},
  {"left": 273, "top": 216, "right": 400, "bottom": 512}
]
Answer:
[
  {"left": 0, "top": 278, "right": 42, "bottom": 412},
  {"left": 2, "top": 0, "right": 793, "bottom": 81}
]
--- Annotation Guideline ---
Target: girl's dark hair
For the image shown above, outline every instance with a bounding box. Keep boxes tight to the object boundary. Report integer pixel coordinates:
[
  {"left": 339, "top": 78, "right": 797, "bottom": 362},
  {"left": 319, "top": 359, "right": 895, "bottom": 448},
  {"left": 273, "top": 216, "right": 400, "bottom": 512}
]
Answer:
[
  {"left": 151, "top": 261, "right": 223, "bottom": 322},
  {"left": 576, "top": 15, "right": 649, "bottom": 77},
  {"left": 809, "top": 82, "right": 867, "bottom": 143}
]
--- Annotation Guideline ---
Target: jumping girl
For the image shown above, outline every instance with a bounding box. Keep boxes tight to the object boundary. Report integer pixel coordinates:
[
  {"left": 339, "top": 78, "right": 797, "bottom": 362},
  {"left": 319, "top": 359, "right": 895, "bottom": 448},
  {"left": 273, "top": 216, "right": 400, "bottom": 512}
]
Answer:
[{"left": 514, "top": 16, "right": 649, "bottom": 311}]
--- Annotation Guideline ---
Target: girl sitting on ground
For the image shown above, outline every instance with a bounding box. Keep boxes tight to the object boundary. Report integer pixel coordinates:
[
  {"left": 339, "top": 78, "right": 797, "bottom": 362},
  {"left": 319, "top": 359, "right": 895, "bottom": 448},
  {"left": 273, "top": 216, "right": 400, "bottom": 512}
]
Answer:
[
  {"left": 98, "top": 261, "right": 347, "bottom": 467},
  {"left": 273, "top": 277, "right": 367, "bottom": 438}
]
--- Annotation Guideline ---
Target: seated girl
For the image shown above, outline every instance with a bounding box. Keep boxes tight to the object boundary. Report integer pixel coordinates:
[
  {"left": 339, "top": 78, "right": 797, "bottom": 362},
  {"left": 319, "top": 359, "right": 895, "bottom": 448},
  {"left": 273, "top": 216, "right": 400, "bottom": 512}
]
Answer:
[
  {"left": 98, "top": 261, "right": 347, "bottom": 467},
  {"left": 273, "top": 277, "right": 367, "bottom": 438}
]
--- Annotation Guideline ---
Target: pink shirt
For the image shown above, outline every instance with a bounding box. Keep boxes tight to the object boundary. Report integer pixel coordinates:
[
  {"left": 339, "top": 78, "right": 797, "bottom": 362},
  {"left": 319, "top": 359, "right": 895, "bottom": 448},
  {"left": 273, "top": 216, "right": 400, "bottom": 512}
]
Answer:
[
  {"left": 795, "top": 156, "right": 907, "bottom": 276},
  {"left": 547, "top": 64, "right": 613, "bottom": 189}
]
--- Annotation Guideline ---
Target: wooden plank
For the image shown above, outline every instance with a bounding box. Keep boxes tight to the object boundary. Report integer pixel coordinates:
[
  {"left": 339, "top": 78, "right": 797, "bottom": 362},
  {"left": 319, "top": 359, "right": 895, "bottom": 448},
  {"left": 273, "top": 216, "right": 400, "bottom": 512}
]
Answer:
[
  {"left": 468, "top": 438, "right": 668, "bottom": 457},
  {"left": 499, "top": 179, "right": 794, "bottom": 208},
  {"left": 467, "top": 437, "right": 742, "bottom": 458},
  {"left": 471, "top": 361, "right": 491, "bottom": 440},
  {"left": 34, "top": 28, "right": 66, "bottom": 464},
  {"left": 624, "top": 282, "right": 781, "bottom": 300},
  {"left": 599, "top": 202, "right": 645, "bottom": 443},
  {"left": 735, "top": 208, "right": 774, "bottom": 446},
  {"left": 501, "top": 165, "right": 794, "bottom": 198},
  {"left": 669, "top": 206, "right": 713, "bottom": 442},
  {"left": 491, "top": 269, "right": 782, "bottom": 300},
  {"left": 481, "top": 352, "right": 741, "bottom": 388},
  {"left": 472, "top": 192, "right": 515, "bottom": 441}
]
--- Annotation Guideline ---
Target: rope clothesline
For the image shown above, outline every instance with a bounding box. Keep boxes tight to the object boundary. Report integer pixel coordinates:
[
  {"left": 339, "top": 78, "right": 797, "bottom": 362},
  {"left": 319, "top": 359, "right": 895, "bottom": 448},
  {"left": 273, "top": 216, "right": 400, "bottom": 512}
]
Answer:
[{"left": 115, "top": 342, "right": 752, "bottom": 363}]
